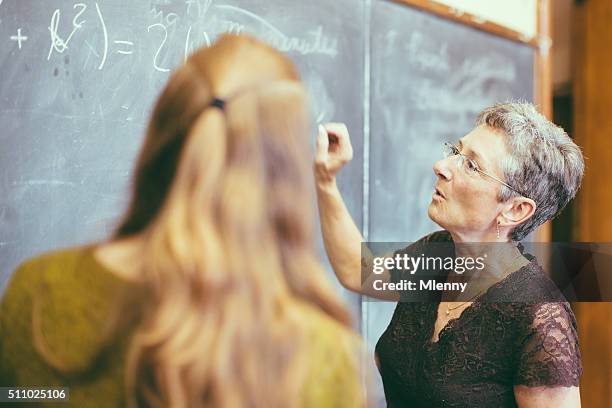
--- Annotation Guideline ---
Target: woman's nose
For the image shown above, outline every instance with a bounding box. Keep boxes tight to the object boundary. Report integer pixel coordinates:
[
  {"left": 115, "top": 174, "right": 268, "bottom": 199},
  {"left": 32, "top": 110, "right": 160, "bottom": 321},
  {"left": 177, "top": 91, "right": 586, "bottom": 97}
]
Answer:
[{"left": 433, "top": 158, "right": 453, "bottom": 180}]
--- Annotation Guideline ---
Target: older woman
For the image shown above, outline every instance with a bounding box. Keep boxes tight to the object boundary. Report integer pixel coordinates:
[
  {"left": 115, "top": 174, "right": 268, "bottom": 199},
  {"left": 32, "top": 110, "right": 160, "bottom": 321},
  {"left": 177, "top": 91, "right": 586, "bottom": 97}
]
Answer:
[{"left": 315, "top": 101, "right": 584, "bottom": 407}]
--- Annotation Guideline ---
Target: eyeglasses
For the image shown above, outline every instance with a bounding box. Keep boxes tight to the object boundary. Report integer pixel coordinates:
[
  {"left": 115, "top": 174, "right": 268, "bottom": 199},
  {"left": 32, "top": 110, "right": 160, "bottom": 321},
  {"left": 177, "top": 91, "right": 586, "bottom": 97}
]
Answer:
[{"left": 442, "top": 142, "right": 526, "bottom": 197}]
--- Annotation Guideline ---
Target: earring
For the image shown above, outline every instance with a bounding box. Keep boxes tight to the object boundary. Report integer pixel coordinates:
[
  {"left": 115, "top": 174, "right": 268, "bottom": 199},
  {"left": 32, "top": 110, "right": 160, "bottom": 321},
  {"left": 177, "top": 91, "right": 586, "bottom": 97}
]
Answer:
[{"left": 496, "top": 221, "right": 500, "bottom": 239}]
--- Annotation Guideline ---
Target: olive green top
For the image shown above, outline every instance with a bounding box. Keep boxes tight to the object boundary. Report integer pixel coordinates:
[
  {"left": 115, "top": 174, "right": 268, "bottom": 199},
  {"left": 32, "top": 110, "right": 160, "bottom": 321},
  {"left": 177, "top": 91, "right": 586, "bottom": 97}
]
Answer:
[{"left": 0, "top": 247, "right": 365, "bottom": 407}]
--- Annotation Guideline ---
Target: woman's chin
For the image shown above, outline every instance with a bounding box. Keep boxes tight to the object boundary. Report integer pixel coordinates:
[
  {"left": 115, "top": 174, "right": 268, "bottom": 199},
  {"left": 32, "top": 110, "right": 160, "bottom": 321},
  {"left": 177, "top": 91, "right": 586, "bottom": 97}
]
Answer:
[
  {"left": 427, "top": 202, "right": 442, "bottom": 223},
  {"left": 428, "top": 202, "right": 451, "bottom": 228}
]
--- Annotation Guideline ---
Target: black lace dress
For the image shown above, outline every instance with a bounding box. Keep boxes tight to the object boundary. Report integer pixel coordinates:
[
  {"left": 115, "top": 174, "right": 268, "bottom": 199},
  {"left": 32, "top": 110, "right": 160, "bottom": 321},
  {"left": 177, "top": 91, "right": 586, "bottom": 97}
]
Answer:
[{"left": 375, "top": 231, "right": 582, "bottom": 407}]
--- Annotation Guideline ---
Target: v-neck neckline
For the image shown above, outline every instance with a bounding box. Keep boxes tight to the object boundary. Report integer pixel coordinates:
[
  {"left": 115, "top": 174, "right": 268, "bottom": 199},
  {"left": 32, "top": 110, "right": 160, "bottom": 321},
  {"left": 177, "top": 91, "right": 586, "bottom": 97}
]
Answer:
[
  {"left": 427, "top": 300, "right": 481, "bottom": 345},
  {"left": 425, "top": 257, "right": 537, "bottom": 346}
]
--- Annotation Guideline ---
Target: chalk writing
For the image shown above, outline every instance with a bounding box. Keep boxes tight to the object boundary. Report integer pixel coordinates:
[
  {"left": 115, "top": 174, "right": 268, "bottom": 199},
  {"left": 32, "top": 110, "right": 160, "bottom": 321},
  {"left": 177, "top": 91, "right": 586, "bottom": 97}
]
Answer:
[
  {"left": 404, "top": 31, "right": 449, "bottom": 72},
  {"left": 10, "top": 1, "right": 341, "bottom": 73},
  {"left": 47, "top": 3, "right": 87, "bottom": 60},
  {"left": 10, "top": 28, "right": 28, "bottom": 49},
  {"left": 186, "top": 0, "right": 212, "bottom": 18},
  {"left": 150, "top": 6, "right": 179, "bottom": 27},
  {"left": 114, "top": 40, "right": 134, "bottom": 55},
  {"left": 94, "top": 2, "right": 108, "bottom": 69},
  {"left": 215, "top": 5, "right": 281, "bottom": 36},
  {"left": 184, "top": 25, "right": 192, "bottom": 61},
  {"left": 0, "top": 241, "right": 18, "bottom": 248},
  {"left": 214, "top": 5, "right": 337, "bottom": 56},
  {"left": 147, "top": 23, "right": 170, "bottom": 72},
  {"left": 265, "top": 26, "right": 337, "bottom": 57},
  {"left": 12, "top": 180, "right": 77, "bottom": 187},
  {"left": 203, "top": 31, "right": 211, "bottom": 46}
]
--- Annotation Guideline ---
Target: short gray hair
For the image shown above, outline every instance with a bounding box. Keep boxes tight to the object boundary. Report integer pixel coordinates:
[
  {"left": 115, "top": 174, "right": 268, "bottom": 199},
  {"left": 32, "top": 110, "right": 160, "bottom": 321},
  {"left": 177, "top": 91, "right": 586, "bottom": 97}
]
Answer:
[{"left": 476, "top": 101, "right": 584, "bottom": 241}]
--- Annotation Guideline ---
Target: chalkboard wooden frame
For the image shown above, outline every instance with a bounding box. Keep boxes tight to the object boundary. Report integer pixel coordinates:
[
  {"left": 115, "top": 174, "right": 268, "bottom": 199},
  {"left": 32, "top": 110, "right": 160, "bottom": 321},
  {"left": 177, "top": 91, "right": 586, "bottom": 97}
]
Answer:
[
  {"left": 389, "top": 0, "right": 539, "bottom": 46},
  {"left": 387, "top": 0, "right": 553, "bottom": 243}
]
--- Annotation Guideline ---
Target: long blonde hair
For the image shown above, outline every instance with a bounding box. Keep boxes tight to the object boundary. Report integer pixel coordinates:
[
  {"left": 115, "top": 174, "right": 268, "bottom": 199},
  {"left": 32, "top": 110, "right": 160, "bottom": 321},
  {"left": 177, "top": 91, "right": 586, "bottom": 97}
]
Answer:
[{"left": 115, "top": 34, "right": 353, "bottom": 406}]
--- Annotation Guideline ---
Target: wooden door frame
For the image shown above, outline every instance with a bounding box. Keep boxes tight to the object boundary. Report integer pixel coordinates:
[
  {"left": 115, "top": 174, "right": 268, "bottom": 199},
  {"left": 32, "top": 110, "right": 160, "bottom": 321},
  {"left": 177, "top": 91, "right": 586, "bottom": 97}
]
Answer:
[{"left": 387, "top": 0, "right": 552, "bottom": 242}]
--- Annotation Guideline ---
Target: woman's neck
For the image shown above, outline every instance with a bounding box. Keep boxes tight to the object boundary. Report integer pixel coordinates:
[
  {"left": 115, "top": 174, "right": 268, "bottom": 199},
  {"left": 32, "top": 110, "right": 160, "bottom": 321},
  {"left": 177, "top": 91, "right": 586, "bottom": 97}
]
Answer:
[
  {"left": 444, "top": 234, "right": 529, "bottom": 301},
  {"left": 93, "top": 235, "right": 146, "bottom": 282}
]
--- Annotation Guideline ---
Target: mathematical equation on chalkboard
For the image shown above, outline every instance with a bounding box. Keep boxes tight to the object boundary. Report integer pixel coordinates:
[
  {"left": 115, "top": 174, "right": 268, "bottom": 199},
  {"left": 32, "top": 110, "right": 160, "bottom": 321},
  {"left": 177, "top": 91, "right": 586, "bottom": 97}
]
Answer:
[{"left": 2, "top": 0, "right": 339, "bottom": 73}]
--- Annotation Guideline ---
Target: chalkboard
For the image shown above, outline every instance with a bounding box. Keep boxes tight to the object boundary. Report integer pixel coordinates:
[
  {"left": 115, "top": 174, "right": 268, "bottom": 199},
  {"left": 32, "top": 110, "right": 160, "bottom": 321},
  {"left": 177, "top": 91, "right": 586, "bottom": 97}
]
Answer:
[
  {"left": 0, "top": 0, "right": 365, "bottom": 292},
  {"left": 0, "top": 1, "right": 540, "bottom": 406},
  {"left": 363, "top": 0, "right": 535, "bottom": 389}
]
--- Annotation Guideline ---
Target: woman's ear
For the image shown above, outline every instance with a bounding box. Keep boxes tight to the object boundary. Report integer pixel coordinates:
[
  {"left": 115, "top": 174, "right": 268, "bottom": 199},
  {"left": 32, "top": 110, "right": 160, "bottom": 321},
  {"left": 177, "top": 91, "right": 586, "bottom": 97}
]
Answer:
[{"left": 499, "top": 197, "right": 537, "bottom": 228}]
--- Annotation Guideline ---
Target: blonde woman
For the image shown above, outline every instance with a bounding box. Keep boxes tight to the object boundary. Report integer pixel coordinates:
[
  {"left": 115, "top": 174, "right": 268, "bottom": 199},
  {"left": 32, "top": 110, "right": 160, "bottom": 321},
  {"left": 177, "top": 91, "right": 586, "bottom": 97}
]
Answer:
[{"left": 0, "top": 35, "right": 365, "bottom": 407}]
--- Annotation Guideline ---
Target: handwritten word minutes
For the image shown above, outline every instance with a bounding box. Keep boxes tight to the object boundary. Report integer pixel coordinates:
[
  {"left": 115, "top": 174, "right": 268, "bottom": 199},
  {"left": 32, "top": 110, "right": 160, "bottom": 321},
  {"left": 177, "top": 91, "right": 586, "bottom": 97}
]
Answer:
[{"left": 213, "top": 5, "right": 338, "bottom": 57}]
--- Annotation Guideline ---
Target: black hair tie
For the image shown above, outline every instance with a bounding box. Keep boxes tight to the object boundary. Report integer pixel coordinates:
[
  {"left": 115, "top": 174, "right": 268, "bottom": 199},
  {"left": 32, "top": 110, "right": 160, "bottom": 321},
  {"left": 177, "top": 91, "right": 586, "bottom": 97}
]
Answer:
[{"left": 210, "top": 98, "right": 225, "bottom": 111}]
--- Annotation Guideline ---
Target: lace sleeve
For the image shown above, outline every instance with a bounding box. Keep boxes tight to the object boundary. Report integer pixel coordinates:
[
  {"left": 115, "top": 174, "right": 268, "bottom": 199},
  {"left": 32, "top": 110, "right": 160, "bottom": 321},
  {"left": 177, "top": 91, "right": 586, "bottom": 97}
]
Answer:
[{"left": 514, "top": 302, "right": 582, "bottom": 387}]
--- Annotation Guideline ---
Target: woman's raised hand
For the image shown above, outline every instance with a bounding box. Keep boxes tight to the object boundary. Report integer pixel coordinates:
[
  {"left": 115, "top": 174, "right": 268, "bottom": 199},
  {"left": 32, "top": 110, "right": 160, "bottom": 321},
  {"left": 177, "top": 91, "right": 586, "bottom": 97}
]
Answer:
[{"left": 314, "top": 123, "right": 354, "bottom": 185}]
